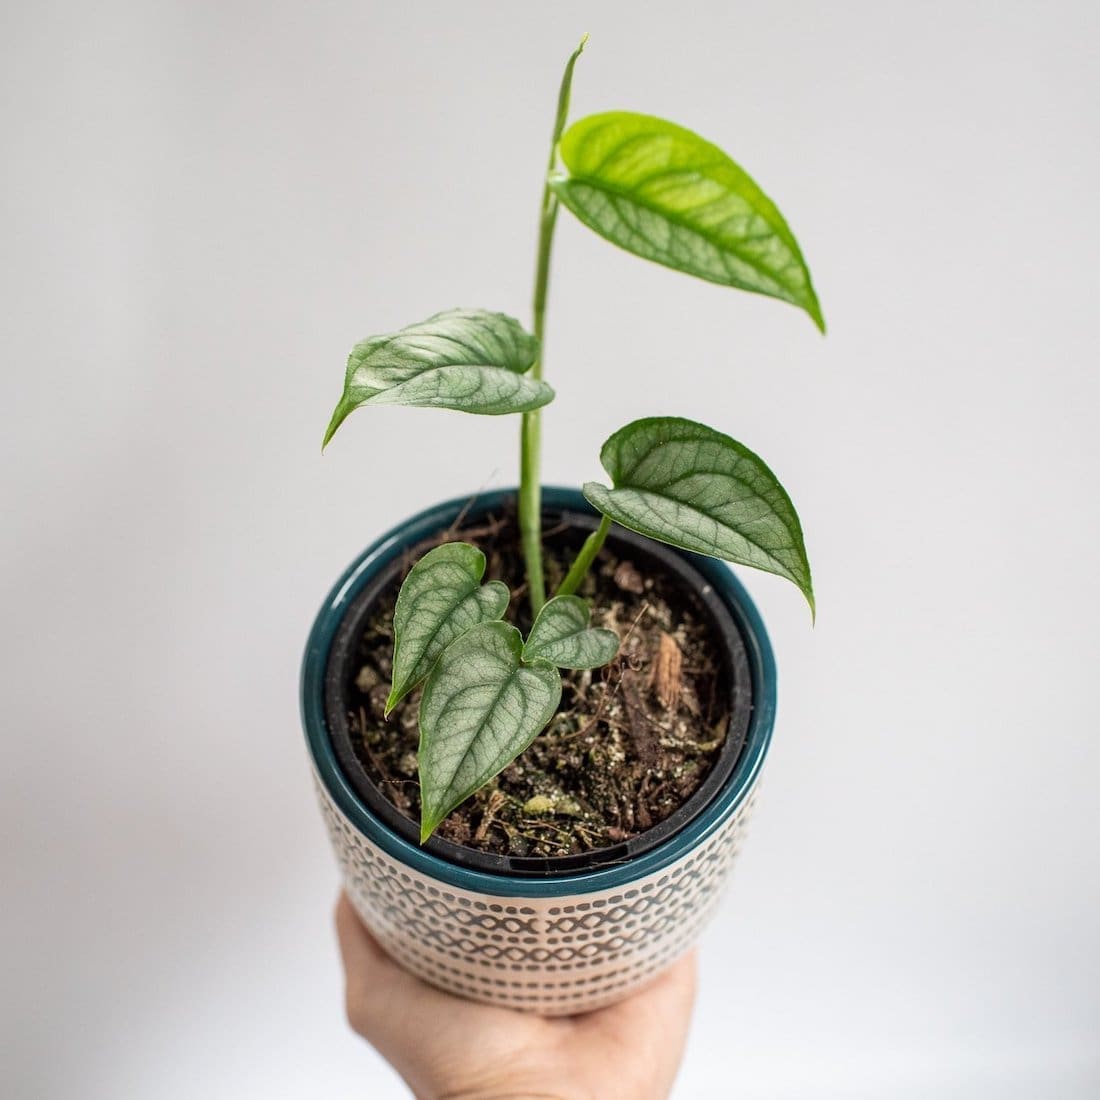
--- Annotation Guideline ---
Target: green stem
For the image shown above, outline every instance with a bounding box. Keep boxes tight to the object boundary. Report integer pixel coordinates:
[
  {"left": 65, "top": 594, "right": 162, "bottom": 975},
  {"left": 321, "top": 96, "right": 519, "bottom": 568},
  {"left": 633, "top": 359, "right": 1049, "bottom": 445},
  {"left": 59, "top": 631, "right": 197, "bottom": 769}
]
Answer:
[
  {"left": 519, "top": 34, "right": 587, "bottom": 618},
  {"left": 556, "top": 514, "right": 611, "bottom": 597}
]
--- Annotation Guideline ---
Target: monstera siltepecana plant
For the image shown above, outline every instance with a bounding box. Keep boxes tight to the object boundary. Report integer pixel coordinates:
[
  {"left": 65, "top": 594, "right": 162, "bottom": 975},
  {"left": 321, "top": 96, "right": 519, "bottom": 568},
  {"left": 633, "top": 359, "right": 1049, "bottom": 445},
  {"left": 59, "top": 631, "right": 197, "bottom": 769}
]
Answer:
[{"left": 302, "top": 35, "right": 822, "bottom": 1015}]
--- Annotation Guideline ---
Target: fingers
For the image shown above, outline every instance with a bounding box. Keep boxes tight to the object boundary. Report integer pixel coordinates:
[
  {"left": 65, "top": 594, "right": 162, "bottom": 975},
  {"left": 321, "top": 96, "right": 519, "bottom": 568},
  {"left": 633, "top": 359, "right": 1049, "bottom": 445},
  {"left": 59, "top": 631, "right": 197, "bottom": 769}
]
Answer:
[
  {"left": 335, "top": 897, "right": 495, "bottom": 1045},
  {"left": 576, "top": 950, "right": 698, "bottom": 1097},
  {"left": 637, "top": 949, "right": 698, "bottom": 1018},
  {"left": 334, "top": 893, "right": 436, "bottom": 1037},
  {"left": 334, "top": 892, "right": 552, "bottom": 1099},
  {"left": 588, "top": 949, "right": 697, "bottom": 1030},
  {"left": 333, "top": 891, "right": 377, "bottom": 987}
]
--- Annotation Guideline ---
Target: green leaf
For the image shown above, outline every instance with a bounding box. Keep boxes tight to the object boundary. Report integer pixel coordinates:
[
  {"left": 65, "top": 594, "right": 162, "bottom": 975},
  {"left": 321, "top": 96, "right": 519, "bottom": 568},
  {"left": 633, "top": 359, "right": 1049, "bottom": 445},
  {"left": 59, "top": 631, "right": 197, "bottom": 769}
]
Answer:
[
  {"left": 418, "top": 622, "right": 562, "bottom": 842},
  {"left": 550, "top": 112, "right": 824, "bottom": 331},
  {"left": 523, "top": 595, "right": 619, "bottom": 669},
  {"left": 583, "top": 417, "right": 814, "bottom": 616},
  {"left": 385, "top": 543, "right": 510, "bottom": 716},
  {"left": 323, "top": 308, "right": 553, "bottom": 447}
]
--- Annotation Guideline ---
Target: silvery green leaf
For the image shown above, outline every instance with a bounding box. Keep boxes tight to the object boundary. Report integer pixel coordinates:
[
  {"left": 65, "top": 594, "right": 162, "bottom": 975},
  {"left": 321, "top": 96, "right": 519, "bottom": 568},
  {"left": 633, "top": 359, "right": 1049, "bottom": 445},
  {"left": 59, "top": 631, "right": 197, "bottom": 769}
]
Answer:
[
  {"left": 583, "top": 417, "right": 814, "bottom": 615},
  {"left": 550, "top": 112, "right": 824, "bottom": 331},
  {"left": 385, "top": 543, "right": 510, "bottom": 716},
  {"left": 324, "top": 308, "right": 552, "bottom": 447},
  {"left": 522, "top": 595, "right": 619, "bottom": 670},
  {"left": 418, "top": 621, "right": 561, "bottom": 842}
]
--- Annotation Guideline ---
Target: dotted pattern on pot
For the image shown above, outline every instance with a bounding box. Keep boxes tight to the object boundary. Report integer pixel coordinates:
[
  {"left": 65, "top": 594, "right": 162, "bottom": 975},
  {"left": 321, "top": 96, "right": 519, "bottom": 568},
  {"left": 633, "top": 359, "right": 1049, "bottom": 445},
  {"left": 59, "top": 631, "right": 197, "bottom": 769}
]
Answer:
[{"left": 316, "top": 774, "right": 760, "bottom": 1015}]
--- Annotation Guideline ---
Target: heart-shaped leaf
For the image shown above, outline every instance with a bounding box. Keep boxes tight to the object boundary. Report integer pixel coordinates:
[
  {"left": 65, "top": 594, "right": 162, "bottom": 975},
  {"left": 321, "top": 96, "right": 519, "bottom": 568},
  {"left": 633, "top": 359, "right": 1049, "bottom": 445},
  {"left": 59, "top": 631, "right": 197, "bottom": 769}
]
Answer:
[
  {"left": 323, "top": 308, "right": 553, "bottom": 447},
  {"left": 522, "top": 595, "right": 619, "bottom": 669},
  {"left": 583, "top": 416, "right": 814, "bottom": 615},
  {"left": 418, "top": 621, "right": 561, "bottom": 841},
  {"left": 550, "top": 112, "right": 824, "bottom": 331},
  {"left": 385, "top": 543, "right": 510, "bottom": 716}
]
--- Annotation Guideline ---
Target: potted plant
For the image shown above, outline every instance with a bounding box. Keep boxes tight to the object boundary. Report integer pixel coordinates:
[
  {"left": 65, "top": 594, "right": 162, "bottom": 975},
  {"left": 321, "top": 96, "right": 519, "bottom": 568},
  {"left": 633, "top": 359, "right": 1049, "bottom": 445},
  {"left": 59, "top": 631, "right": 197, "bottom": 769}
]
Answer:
[{"left": 301, "top": 36, "right": 822, "bottom": 1015}]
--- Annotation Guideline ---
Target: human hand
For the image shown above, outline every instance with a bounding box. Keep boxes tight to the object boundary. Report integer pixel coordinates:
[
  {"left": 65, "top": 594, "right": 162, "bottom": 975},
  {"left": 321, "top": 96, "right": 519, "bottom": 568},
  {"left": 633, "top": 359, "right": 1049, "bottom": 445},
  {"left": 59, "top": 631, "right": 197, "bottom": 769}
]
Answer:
[{"left": 335, "top": 892, "right": 697, "bottom": 1100}]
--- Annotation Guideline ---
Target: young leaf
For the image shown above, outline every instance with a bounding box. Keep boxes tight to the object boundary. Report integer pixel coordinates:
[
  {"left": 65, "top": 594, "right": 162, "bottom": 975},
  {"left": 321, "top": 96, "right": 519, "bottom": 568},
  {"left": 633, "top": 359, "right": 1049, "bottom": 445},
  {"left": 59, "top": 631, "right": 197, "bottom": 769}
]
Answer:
[
  {"left": 418, "top": 621, "right": 562, "bottom": 842},
  {"left": 583, "top": 417, "right": 815, "bottom": 615},
  {"left": 550, "top": 112, "right": 824, "bottom": 331},
  {"left": 522, "top": 595, "right": 619, "bottom": 670},
  {"left": 324, "top": 308, "right": 553, "bottom": 447},
  {"left": 385, "top": 543, "right": 510, "bottom": 716}
]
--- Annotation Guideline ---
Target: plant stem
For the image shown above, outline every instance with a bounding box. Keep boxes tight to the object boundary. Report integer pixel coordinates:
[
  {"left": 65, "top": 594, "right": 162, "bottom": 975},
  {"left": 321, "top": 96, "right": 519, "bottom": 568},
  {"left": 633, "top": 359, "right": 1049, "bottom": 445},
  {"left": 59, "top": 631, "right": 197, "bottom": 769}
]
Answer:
[
  {"left": 556, "top": 514, "right": 611, "bottom": 597},
  {"left": 518, "top": 198, "right": 556, "bottom": 615},
  {"left": 519, "top": 34, "right": 587, "bottom": 618}
]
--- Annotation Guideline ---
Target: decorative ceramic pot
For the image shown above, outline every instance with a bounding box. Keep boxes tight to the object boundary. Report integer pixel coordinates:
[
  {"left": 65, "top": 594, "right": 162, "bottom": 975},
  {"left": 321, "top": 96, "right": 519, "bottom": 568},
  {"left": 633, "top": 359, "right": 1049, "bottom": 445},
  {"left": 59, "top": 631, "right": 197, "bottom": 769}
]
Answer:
[{"left": 301, "top": 488, "right": 776, "bottom": 1015}]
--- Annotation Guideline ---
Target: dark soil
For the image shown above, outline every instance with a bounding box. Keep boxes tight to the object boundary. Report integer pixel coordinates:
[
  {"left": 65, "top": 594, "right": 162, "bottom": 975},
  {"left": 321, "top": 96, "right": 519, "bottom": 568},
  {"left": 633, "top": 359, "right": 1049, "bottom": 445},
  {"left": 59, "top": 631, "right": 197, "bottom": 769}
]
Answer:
[{"left": 340, "top": 506, "right": 732, "bottom": 859}]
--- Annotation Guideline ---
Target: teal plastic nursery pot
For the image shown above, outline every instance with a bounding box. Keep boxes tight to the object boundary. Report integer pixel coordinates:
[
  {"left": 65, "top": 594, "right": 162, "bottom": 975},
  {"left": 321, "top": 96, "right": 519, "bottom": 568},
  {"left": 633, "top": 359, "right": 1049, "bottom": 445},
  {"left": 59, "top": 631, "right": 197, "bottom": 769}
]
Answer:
[{"left": 301, "top": 487, "right": 776, "bottom": 1015}]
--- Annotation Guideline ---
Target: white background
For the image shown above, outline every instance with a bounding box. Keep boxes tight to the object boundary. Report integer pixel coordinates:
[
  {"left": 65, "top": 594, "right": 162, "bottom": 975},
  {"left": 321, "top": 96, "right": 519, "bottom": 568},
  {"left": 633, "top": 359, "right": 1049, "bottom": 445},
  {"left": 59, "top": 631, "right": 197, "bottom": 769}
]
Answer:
[{"left": 3, "top": 2, "right": 1098, "bottom": 1097}]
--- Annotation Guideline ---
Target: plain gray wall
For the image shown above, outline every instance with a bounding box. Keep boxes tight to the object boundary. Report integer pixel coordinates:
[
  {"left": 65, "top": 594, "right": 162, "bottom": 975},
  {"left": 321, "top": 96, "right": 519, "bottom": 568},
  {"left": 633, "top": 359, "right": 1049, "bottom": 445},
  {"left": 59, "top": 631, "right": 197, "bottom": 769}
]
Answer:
[{"left": 2, "top": 2, "right": 1097, "bottom": 1097}]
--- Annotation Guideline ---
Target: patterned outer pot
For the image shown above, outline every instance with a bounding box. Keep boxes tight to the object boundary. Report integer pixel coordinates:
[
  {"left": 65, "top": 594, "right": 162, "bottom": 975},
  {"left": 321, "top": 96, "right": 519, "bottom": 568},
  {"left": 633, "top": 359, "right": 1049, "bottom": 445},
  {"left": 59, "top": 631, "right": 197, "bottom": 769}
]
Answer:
[{"left": 301, "top": 488, "right": 776, "bottom": 1015}]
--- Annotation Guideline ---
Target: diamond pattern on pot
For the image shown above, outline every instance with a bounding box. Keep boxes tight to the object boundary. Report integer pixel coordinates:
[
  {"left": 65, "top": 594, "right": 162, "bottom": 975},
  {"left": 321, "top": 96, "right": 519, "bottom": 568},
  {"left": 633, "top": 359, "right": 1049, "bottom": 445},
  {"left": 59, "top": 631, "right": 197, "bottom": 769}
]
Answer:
[{"left": 315, "top": 770, "right": 761, "bottom": 1015}]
